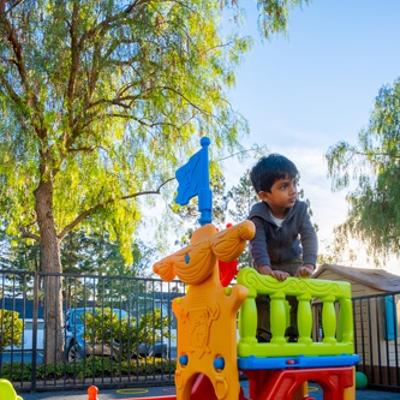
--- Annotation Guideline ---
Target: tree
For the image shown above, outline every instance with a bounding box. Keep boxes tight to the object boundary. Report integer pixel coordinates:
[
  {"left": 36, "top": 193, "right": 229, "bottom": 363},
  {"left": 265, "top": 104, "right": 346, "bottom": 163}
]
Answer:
[
  {"left": 0, "top": 0, "right": 309, "bottom": 363},
  {"left": 0, "top": 226, "right": 41, "bottom": 272},
  {"left": 325, "top": 77, "right": 400, "bottom": 264},
  {"left": 60, "top": 230, "right": 156, "bottom": 277}
]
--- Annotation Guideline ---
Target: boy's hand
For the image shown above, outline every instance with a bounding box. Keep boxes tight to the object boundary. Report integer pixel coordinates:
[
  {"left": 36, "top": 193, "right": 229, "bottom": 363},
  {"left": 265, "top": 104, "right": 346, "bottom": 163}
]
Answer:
[
  {"left": 258, "top": 265, "right": 290, "bottom": 282},
  {"left": 295, "top": 264, "right": 314, "bottom": 279}
]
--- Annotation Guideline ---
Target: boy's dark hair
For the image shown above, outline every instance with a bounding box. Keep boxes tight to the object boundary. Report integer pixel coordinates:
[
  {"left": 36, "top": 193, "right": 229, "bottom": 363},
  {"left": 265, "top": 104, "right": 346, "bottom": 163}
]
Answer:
[{"left": 249, "top": 154, "right": 298, "bottom": 193}]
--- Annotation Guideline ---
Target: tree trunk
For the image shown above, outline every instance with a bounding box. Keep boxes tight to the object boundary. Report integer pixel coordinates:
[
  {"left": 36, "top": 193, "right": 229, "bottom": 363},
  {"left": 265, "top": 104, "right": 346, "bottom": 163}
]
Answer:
[{"left": 34, "top": 179, "right": 64, "bottom": 364}]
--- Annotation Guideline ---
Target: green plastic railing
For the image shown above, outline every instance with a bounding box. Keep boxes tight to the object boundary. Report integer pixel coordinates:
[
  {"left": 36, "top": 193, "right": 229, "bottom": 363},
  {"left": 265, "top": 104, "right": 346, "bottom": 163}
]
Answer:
[{"left": 237, "top": 268, "right": 354, "bottom": 358}]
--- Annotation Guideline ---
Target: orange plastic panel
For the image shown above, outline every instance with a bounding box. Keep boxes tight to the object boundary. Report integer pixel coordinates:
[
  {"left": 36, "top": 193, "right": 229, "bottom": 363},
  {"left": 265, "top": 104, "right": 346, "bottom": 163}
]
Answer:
[{"left": 153, "top": 221, "right": 255, "bottom": 400}]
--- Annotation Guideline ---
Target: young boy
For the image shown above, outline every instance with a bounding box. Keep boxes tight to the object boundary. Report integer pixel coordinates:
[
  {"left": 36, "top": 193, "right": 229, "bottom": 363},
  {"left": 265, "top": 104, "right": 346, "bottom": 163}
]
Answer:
[{"left": 248, "top": 154, "right": 318, "bottom": 342}]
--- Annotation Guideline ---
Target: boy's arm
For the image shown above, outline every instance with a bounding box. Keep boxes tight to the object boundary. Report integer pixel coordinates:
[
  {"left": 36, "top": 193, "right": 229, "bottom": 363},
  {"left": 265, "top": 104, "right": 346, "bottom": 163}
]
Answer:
[
  {"left": 298, "top": 208, "right": 318, "bottom": 268},
  {"left": 296, "top": 206, "right": 318, "bottom": 278},
  {"left": 249, "top": 214, "right": 290, "bottom": 282},
  {"left": 249, "top": 216, "right": 271, "bottom": 268}
]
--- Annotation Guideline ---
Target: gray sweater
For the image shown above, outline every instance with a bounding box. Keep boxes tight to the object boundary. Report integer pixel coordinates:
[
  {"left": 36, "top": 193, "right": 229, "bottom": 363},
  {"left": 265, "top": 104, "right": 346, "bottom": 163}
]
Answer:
[{"left": 249, "top": 200, "right": 318, "bottom": 269}]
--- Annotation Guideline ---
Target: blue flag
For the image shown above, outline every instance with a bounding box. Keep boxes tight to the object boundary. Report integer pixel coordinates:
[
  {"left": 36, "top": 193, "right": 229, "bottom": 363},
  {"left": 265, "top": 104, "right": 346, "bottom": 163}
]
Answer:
[{"left": 175, "top": 137, "right": 212, "bottom": 225}]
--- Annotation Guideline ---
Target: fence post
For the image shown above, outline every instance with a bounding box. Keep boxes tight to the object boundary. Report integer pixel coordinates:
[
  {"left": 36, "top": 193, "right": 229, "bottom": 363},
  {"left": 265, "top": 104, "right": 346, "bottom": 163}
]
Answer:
[{"left": 31, "top": 271, "right": 39, "bottom": 392}]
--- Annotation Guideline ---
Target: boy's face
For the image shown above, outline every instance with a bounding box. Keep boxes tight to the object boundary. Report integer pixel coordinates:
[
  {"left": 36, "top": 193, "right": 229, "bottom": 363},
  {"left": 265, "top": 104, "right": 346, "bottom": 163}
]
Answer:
[{"left": 258, "top": 175, "right": 298, "bottom": 210}]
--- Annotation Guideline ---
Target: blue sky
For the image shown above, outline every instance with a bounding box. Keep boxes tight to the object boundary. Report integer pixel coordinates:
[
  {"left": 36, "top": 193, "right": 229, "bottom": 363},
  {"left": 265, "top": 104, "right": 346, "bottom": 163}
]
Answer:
[{"left": 222, "top": 0, "right": 400, "bottom": 268}]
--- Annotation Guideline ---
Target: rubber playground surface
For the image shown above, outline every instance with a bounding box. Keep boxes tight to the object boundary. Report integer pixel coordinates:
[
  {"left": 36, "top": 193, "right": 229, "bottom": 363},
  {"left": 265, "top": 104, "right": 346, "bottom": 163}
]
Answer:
[{"left": 20, "top": 381, "right": 400, "bottom": 400}]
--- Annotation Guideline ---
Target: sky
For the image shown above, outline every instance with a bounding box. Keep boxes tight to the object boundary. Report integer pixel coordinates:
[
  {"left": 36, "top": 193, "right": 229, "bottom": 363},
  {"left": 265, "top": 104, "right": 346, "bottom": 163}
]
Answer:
[{"left": 220, "top": 0, "right": 400, "bottom": 271}]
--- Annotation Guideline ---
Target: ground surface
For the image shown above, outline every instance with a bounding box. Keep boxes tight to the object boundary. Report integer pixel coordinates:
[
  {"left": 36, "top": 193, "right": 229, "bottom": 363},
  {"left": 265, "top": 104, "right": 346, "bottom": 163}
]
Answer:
[{"left": 19, "top": 381, "right": 400, "bottom": 400}]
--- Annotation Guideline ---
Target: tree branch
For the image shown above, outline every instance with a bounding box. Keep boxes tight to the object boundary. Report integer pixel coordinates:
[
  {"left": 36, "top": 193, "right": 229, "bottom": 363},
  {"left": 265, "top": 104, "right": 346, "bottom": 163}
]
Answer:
[
  {"left": 0, "top": 76, "right": 33, "bottom": 130},
  {"left": 20, "top": 226, "right": 40, "bottom": 241},
  {"left": 66, "top": 146, "right": 95, "bottom": 153},
  {"left": 0, "top": 7, "right": 47, "bottom": 138},
  {"left": 0, "top": 7, "right": 27, "bottom": 86},
  {"left": 160, "top": 85, "right": 211, "bottom": 115},
  {"left": 102, "top": 113, "right": 178, "bottom": 129},
  {"left": 66, "top": 1, "right": 80, "bottom": 128},
  {"left": 58, "top": 178, "right": 174, "bottom": 241},
  {"left": 2, "top": 0, "right": 26, "bottom": 13},
  {"left": 217, "top": 150, "right": 254, "bottom": 162}
]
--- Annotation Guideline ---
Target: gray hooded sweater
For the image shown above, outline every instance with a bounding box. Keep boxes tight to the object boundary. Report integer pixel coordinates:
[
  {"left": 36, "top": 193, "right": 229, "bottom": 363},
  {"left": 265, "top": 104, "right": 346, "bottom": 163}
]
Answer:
[{"left": 248, "top": 200, "right": 318, "bottom": 269}]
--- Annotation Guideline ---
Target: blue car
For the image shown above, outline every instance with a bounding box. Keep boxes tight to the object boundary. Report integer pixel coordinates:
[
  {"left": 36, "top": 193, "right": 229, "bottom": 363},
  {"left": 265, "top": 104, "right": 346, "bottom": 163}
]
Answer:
[{"left": 64, "top": 308, "right": 168, "bottom": 362}]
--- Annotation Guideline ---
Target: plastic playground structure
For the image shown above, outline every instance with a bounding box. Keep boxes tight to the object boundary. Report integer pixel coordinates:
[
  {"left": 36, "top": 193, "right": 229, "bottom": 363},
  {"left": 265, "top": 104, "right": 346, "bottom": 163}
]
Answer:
[
  {"left": 150, "top": 220, "right": 359, "bottom": 400},
  {"left": 0, "top": 138, "right": 360, "bottom": 399},
  {"left": 149, "top": 138, "right": 359, "bottom": 399}
]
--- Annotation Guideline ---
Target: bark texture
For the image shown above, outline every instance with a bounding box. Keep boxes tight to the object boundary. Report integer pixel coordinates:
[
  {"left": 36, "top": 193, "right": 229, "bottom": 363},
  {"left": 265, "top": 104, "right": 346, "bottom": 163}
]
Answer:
[{"left": 34, "top": 179, "right": 64, "bottom": 364}]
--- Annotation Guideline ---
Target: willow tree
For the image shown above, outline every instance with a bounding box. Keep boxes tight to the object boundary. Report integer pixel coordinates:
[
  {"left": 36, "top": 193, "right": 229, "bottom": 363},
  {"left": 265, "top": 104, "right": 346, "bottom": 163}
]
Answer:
[
  {"left": 0, "top": 0, "right": 309, "bottom": 363},
  {"left": 326, "top": 77, "right": 400, "bottom": 265}
]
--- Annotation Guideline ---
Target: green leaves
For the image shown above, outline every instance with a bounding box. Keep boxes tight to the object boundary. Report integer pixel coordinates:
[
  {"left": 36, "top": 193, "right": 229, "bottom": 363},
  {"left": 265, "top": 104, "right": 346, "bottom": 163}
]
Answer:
[
  {"left": 0, "top": 0, "right": 310, "bottom": 267},
  {"left": 0, "top": 0, "right": 252, "bottom": 261},
  {"left": 81, "top": 307, "right": 170, "bottom": 361},
  {"left": 256, "top": 0, "right": 309, "bottom": 39},
  {"left": 0, "top": 310, "right": 24, "bottom": 350},
  {"left": 326, "top": 77, "right": 400, "bottom": 261}
]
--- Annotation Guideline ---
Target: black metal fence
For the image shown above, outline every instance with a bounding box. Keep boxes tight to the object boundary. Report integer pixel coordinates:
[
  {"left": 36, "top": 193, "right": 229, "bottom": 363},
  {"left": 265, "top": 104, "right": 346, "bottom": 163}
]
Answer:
[
  {"left": 0, "top": 269, "right": 185, "bottom": 393},
  {"left": 352, "top": 291, "right": 400, "bottom": 391},
  {"left": 1, "top": 269, "right": 400, "bottom": 393}
]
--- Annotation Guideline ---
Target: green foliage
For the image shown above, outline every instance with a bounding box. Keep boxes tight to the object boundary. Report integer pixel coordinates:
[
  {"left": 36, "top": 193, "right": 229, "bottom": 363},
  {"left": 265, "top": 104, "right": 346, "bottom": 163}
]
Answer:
[
  {"left": 0, "top": 226, "right": 40, "bottom": 272},
  {"left": 81, "top": 307, "right": 170, "bottom": 361},
  {"left": 0, "top": 357, "right": 176, "bottom": 382},
  {"left": 60, "top": 230, "right": 156, "bottom": 276},
  {"left": 0, "top": 0, "right": 310, "bottom": 266},
  {"left": 256, "top": 0, "right": 310, "bottom": 39},
  {"left": 0, "top": 310, "right": 24, "bottom": 351},
  {"left": 0, "top": 225, "right": 155, "bottom": 277},
  {"left": 227, "top": 171, "right": 258, "bottom": 223},
  {"left": 0, "top": 0, "right": 254, "bottom": 265},
  {"left": 325, "top": 77, "right": 400, "bottom": 262}
]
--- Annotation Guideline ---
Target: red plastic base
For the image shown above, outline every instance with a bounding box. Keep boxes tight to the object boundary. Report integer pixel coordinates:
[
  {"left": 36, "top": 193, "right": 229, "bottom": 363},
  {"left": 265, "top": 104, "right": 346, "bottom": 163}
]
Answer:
[
  {"left": 107, "top": 366, "right": 353, "bottom": 400},
  {"left": 243, "top": 366, "right": 354, "bottom": 400}
]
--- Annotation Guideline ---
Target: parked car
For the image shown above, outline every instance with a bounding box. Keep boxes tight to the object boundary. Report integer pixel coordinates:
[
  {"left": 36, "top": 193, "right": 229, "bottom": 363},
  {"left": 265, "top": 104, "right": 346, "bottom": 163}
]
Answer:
[{"left": 64, "top": 308, "right": 168, "bottom": 362}]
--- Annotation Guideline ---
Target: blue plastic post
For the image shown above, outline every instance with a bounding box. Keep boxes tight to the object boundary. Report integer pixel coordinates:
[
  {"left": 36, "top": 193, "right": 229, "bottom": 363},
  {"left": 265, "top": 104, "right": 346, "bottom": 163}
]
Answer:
[
  {"left": 198, "top": 137, "right": 212, "bottom": 226},
  {"left": 175, "top": 137, "right": 212, "bottom": 226}
]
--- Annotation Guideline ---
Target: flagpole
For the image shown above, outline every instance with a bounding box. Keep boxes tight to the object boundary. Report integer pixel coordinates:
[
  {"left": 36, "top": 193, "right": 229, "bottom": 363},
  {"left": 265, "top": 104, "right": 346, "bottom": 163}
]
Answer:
[
  {"left": 174, "top": 137, "right": 213, "bottom": 226},
  {"left": 198, "top": 137, "right": 212, "bottom": 226}
]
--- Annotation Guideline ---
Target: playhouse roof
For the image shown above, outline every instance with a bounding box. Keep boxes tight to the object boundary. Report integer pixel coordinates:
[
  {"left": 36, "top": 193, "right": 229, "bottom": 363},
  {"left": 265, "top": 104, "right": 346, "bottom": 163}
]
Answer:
[{"left": 313, "top": 263, "right": 400, "bottom": 293}]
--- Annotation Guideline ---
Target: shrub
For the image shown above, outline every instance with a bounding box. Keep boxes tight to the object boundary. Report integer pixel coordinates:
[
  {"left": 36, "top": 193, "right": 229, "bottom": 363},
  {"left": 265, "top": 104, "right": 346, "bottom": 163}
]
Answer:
[
  {"left": 81, "top": 307, "right": 170, "bottom": 360},
  {"left": 0, "top": 357, "right": 176, "bottom": 382},
  {"left": 0, "top": 310, "right": 24, "bottom": 350}
]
